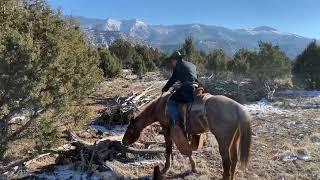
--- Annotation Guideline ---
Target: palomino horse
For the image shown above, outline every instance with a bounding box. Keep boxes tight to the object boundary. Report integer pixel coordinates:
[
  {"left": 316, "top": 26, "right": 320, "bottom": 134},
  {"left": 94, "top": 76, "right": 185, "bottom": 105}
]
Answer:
[{"left": 122, "top": 92, "right": 252, "bottom": 180}]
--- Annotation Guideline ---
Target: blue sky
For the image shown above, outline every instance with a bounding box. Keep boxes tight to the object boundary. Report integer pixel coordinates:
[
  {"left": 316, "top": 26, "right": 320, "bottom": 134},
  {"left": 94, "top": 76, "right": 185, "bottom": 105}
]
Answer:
[{"left": 48, "top": 0, "right": 320, "bottom": 38}]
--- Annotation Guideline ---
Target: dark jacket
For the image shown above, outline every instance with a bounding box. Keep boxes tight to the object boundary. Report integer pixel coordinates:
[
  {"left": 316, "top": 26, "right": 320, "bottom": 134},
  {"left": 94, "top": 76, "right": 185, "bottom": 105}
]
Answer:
[{"left": 162, "top": 59, "right": 198, "bottom": 93}]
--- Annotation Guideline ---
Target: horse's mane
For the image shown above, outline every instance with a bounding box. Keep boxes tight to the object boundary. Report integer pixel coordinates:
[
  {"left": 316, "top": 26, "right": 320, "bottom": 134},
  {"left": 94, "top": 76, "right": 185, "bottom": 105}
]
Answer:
[
  {"left": 134, "top": 96, "right": 158, "bottom": 118},
  {"left": 134, "top": 93, "right": 170, "bottom": 119}
]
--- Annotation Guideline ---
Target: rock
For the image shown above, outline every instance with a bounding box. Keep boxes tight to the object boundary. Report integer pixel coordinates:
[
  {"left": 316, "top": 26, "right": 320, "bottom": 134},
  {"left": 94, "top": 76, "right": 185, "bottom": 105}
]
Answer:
[
  {"left": 298, "top": 134, "right": 304, "bottom": 138},
  {"left": 286, "top": 121, "right": 307, "bottom": 129},
  {"left": 313, "top": 117, "right": 320, "bottom": 124},
  {"left": 248, "top": 173, "right": 260, "bottom": 179},
  {"left": 297, "top": 149, "right": 310, "bottom": 161},
  {"left": 13, "top": 166, "right": 19, "bottom": 172},
  {"left": 310, "top": 135, "right": 320, "bottom": 145},
  {"left": 277, "top": 173, "right": 295, "bottom": 180}
]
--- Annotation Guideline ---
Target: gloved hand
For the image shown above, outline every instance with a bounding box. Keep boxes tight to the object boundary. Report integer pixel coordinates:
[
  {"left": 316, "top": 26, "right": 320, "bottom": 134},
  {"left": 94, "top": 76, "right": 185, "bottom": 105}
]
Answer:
[{"left": 162, "top": 87, "right": 168, "bottom": 93}]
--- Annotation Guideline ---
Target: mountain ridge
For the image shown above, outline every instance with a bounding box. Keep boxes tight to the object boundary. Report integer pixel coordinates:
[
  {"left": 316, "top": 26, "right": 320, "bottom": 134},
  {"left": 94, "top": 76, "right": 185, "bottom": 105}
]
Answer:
[{"left": 72, "top": 16, "right": 314, "bottom": 59}]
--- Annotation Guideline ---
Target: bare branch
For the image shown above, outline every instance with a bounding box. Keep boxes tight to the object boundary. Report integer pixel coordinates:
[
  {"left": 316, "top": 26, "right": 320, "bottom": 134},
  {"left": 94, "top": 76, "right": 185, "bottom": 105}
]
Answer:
[{"left": 0, "top": 109, "right": 43, "bottom": 145}]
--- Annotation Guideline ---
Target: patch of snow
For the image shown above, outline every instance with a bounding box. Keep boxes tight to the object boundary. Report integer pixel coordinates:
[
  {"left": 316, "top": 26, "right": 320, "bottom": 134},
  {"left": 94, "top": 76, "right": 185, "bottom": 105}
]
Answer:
[
  {"left": 105, "top": 18, "right": 121, "bottom": 31},
  {"left": 270, "top": 30, "right": 291, "bottom": 36},
  {"left": 122, "top": 69, "right": 132, "bottom": 74},
  {"left": 236, "top": 28, "right": 257, "bottom": 35},
  {"left": 35, "top": 165, "right": 87, "bottom": 180},
  {"left": 90, "top": 125, "right": 127, "bottom": 136},
  {"left": 35, "top": 165, "right": 117, "bottom": 180},
  {"left": 13, "top": 166, "right": 19, "bottom": 172},
  {"left": 9, "top": 115, "right": 26, "bottom": 123},
  {"left": 134, "top": 20, "right": 147, "bottom": 28},
  {"left": 127, "top": 158, "right": 162, "bottom": 166},
  {"left": 279, "top": 90, "right": 320, "bottom": 97},
  {"left": 217, "top": 31, "right": 234, "bottom": 41},
  {"left": 8, "top": 107, "right": 43, "bottom": 124},
  {"left": 293, "top": 34, "right": 304, "bottom": 38},
  {"left": 243, "top": 98, "right": 287, "bottom": 114},
  {"left": 57, "top": 144, "right": 75, "bottom": 151},
  {"left": 8, "top": 108, "right": 32, "bottom": 123},
  {"left": 245, "top": 29, "right": 257, "bottom": 35},
  {"left": 124, "top": 74, "right": 138, "bottom": 80},
  {"left": 253, "top": 26, "right": 277, "bottom": 31},
  {"left": 191, "top": 24, "right": 201, "bottom": 30},
  {"left": 282, "top": 154, "right": 297, "bottom": 162},
  {"left": 313, "top": 141, "right": 320, "bottom": 145}
]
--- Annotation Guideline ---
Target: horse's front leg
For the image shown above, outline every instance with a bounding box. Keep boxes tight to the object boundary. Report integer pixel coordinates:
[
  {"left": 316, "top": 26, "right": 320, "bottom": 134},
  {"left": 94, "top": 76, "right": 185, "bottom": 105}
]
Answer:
[
  {"left": 161, "top": 132, "right": 172, "bottom": 174},
  {"left": 189, "top": 156, "right": 196, "bottom": 173}
]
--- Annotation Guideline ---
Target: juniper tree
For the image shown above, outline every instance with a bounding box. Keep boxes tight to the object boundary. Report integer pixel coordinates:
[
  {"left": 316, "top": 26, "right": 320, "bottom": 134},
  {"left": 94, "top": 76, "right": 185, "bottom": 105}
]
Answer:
[
  {"left": 293, "top": 40, "right": 320, "bottom": 89},
  {"left": 0, "top": 0, "right": 102, "bottom": 157},
  {"left": 98, "top": 48, "right": 122, "bottom": 78},
  {"left": 250, "top": 42, "right": 291, "bottom": 84}
]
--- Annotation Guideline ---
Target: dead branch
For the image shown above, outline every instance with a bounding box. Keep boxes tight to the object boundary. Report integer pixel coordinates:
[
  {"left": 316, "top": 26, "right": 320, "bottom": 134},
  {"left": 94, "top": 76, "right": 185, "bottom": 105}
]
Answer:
[
  {"left": 0, "top": 156, "right": 35, "bottom": 173},
  {"left": 0, "top": 116, "right": 36, "bottom": 145},
  {"left": 68, "top": 131, "right": 165, "bottom": 156},
  {"left": 132, "top": 85, "right": 155, "bottom": 103},
  {"left": 144, "top": 141, "right": 166, "bottom": 148},
  {"left": 121, "top": 146, "right": 165, "bottom": 155},
  {"left": 0, "top": 152, "right": 53, "bottom": 174}
]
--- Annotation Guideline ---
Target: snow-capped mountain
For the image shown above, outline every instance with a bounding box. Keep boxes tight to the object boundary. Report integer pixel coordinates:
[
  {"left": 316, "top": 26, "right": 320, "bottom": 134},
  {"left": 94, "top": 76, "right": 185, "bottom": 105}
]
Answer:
[{"left": 74, "top": 16, "right": 314, "bottom": 59}]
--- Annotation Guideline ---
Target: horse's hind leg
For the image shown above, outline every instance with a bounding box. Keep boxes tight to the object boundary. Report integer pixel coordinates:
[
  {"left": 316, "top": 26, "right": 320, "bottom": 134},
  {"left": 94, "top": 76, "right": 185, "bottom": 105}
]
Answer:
[
  {"left": 219, "top": 145, "right": 232, "bottom": 180},
  {"left": 229, "top": 127, "right": 240, "bottom": 180},
  {"left": 229, "top": 144, "right": 238, "bottom": 180},
  {"left": 216, "top": 134, "right": 234, "bottom": 180},
  {"left": 218, "top": 128, "right": 239, "bottom": 180}
]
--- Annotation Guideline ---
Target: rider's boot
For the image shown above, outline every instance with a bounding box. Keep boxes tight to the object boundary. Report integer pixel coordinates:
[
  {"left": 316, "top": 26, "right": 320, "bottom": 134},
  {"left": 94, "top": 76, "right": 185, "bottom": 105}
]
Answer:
[{"left": 170, "top": 124, "right": 192, "bottom": 156}]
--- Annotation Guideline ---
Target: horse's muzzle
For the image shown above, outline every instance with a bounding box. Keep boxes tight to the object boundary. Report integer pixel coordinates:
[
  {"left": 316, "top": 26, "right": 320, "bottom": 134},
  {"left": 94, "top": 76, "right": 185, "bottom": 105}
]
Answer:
[{"left": 121, "top": 140, "right": 129, "bottom": 146}]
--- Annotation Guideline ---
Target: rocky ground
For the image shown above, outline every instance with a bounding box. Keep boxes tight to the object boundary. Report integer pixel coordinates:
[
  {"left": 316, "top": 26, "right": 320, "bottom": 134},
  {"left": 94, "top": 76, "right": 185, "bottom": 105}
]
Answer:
[{"left": 1, "top": 72, "right": 319, "bottom": 180}]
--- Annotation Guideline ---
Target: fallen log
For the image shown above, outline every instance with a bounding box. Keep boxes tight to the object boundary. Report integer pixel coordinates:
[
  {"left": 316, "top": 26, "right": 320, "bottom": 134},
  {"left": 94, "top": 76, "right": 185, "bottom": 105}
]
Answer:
[{"left": 59, "top": 131, "right": 166, "bottom": 168}]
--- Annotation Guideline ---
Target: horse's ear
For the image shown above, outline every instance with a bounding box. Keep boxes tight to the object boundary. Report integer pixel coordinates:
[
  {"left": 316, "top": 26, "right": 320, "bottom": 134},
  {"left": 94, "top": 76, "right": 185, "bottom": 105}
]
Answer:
[
  {"left": 133, "top": 111, "right": 139, "bottom": 117},
  {"left": 127, "top": 114, "right": 134, "bottom": 123}
]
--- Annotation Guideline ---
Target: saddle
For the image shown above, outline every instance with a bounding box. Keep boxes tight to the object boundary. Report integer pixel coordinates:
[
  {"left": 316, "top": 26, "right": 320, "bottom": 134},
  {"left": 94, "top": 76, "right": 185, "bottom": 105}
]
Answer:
[{"left": 169, "top": 87, "right": 206, "bottom": 152}]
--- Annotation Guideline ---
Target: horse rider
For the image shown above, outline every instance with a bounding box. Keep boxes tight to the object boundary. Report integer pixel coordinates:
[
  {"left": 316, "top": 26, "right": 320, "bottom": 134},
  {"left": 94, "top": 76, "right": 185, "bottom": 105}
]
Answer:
[{"left": 162, "top": 51, "right": 198, "bottom": 131}]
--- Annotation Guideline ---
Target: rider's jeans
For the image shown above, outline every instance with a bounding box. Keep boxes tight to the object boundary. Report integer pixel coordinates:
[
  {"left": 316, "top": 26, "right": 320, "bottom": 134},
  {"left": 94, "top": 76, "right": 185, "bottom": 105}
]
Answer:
[{"left": 167, "top": 99, "right": 181, "bottom": 126}]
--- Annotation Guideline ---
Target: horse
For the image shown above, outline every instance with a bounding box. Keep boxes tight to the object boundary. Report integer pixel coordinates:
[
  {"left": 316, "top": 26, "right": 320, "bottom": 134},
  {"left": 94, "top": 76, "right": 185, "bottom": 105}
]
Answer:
[{"left": 122, "top": 92, "right": 252, "bottom": 180}]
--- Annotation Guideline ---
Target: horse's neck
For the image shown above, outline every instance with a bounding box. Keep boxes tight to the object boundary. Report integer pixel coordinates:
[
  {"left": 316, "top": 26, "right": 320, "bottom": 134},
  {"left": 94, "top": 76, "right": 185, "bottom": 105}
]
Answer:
[
  {"left": 135, "top": 99, "right": 158, "bottom": 130},
  {"left": 135, "top": 95, "right": 168, "bottom": 130}
]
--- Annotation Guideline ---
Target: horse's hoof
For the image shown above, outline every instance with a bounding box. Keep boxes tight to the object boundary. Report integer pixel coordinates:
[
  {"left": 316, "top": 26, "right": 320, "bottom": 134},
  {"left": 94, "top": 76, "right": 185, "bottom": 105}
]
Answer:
[
  {"left": 192, "top": 168, "right": 197, "bottom": 173},
  {"left": 154, "top": 165, "right": 166, "bottom": 180},
  {"left": 160, "top": 169, "right": 168, "bottom": 175}
]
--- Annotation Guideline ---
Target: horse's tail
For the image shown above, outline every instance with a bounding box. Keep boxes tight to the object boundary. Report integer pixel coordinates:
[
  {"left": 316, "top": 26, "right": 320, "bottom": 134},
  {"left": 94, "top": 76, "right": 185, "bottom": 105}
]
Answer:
[{"left": 238, "top": 113, "right": 252, "bottom": 169}]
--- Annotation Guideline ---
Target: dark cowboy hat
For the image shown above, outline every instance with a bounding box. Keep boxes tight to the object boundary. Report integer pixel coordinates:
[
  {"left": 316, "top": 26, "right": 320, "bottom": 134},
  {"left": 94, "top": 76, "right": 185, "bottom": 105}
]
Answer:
[{"left": 168, "top": 51, "right": 185, "bottom": 61}]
